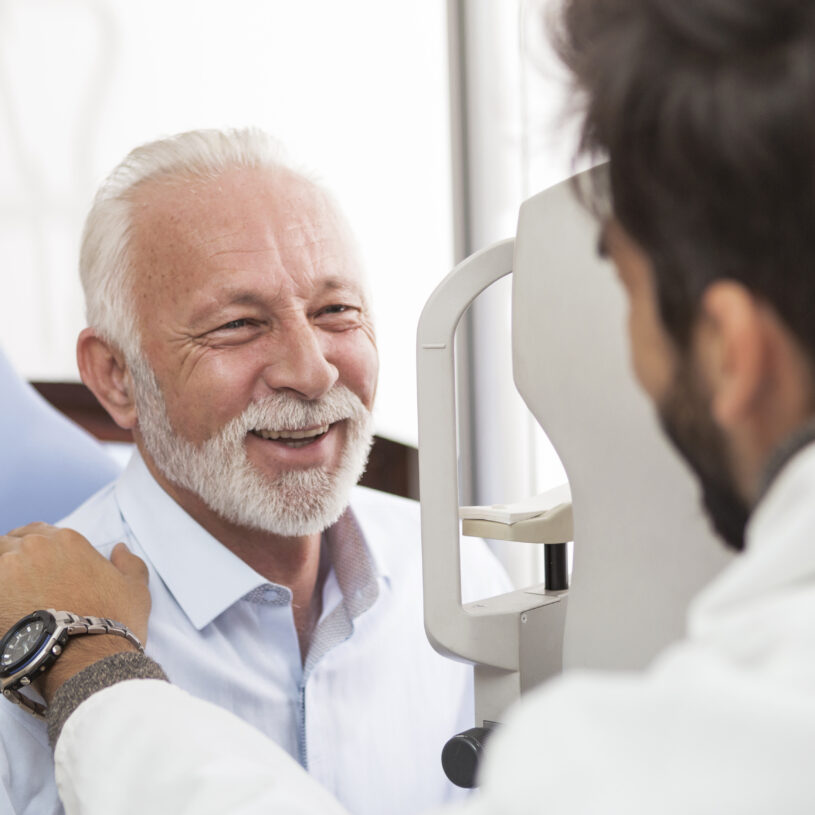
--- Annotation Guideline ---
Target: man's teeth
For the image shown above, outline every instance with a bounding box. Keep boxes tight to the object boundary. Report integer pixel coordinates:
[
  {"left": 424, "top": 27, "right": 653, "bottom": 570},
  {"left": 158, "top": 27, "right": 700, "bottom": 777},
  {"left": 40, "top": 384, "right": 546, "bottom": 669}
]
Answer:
[{"left": 253, "top": 424, "right": 330, "bottom": 441}]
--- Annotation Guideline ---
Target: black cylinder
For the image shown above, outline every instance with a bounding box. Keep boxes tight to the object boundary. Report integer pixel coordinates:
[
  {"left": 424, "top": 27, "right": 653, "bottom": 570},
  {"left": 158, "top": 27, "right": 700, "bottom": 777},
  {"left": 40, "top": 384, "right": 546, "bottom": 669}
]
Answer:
[
  {"left": 544, "top": 542, "right": 569, "bottom": 591},
  {"left": 441, "top": 725, "right": 496, "bottom": 788}
]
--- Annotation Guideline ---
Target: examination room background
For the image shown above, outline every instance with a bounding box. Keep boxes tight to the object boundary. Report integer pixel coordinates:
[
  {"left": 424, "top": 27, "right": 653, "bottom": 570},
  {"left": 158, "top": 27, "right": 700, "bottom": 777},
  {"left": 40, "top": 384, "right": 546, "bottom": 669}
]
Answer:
[{"left": 0, "top": 0, "right": 577, "bottom": 587}]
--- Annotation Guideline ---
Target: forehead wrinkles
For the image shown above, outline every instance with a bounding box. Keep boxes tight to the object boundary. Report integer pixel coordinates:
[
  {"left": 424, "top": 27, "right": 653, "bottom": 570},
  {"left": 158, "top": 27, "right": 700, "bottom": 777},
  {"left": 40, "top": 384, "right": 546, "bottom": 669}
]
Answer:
[
  {"left": 272, "top": 215, "right": 340, "bottom": 284},
  {"left": 128, "top": 169, "right": 370, "bottom": 308},
  {"left": 305, "top": 194, "right": 371, "bottom": 308}
]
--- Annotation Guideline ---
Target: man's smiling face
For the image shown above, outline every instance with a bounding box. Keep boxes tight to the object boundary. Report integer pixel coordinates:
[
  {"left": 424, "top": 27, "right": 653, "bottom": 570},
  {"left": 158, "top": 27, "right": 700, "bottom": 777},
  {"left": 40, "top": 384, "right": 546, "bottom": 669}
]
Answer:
[{"left": 126, "top": 166, "right": 378, "bottom": 535}]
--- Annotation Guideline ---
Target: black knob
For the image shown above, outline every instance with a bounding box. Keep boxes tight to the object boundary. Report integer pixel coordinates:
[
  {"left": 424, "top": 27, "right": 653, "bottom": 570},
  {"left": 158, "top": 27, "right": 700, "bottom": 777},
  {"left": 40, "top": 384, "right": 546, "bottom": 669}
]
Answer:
[{"left": 441, "top": 725, "right": 496, "bottom": 788}]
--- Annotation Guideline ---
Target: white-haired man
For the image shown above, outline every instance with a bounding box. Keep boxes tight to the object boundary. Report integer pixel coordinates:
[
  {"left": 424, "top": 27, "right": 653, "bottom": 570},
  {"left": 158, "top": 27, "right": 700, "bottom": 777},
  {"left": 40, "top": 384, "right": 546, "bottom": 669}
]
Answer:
[{"left": 0, "top": 129, "right": 509, "bottom": 815}]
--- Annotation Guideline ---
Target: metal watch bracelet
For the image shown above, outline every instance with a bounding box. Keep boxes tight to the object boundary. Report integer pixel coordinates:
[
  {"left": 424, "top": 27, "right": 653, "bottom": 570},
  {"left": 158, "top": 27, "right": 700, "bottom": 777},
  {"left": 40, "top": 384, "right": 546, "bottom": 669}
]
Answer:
[{"left": 1, "top": 610, "right": 144, "bottom": 719}]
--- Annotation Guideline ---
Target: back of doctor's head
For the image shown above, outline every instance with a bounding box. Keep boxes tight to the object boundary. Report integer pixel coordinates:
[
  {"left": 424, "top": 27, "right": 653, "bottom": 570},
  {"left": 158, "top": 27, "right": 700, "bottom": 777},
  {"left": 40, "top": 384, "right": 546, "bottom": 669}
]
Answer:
[{"left": 557, "top": 0, "right": 815, "bottom": 360}]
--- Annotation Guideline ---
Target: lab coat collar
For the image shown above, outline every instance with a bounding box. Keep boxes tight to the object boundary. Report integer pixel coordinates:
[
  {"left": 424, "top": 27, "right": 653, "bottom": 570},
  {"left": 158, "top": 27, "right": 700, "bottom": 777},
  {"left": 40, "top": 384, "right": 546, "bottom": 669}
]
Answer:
[
  {"left": 115, "top": 452, "right": 388, "bottom": 630},
  {"left": 756, "top": 417, "right": 815, "bottom": 501},
  {"left": 748, "top": 439, "right": 815, "bottom": 561},
  {"left": 689, "top": 440, "right": 815, "bottom": 627}
]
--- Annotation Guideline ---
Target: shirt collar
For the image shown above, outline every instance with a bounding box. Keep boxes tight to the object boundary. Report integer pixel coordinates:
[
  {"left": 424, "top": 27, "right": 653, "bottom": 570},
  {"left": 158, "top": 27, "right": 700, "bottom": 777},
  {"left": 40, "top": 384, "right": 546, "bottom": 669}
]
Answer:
[
  {"left": 115, "top": 451, "right": 387, "bottom": 630},
  {"left": 115, "top": 452, "right": 268, "bottom": 630},
  {"left": 344, "top": 486, "right": 394, "bottom": 584},
  {"left": 323, "top": 507, "right": 380, "bottom": 618}
]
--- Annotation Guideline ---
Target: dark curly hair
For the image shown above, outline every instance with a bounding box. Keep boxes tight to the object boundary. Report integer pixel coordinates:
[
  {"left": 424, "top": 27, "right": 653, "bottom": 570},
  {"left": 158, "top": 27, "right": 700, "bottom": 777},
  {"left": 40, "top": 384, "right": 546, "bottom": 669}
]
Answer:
[{"left": 557, "top": 0, "right": 815, "bottom": 356}]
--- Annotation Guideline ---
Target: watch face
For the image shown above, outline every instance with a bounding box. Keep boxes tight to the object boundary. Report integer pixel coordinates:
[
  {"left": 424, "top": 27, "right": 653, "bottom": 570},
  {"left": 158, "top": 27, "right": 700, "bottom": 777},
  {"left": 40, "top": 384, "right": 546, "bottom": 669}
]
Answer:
[{"left": 1, "top": 619, "right": 46, "bottom": 674}]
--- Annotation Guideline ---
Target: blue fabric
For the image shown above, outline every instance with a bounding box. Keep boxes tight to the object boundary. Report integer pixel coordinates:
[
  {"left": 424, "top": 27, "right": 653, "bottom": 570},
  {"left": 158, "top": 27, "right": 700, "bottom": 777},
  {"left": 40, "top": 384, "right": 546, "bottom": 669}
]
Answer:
[{"left": 0, "top": 349, "right": 120, "bottom": 531}]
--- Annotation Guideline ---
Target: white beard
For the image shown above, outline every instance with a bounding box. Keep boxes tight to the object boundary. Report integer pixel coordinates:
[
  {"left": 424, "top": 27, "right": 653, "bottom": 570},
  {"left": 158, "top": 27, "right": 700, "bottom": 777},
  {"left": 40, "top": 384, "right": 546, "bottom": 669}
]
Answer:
[{"left": 130, "top": 357, "right": 374, "bottom": 537}]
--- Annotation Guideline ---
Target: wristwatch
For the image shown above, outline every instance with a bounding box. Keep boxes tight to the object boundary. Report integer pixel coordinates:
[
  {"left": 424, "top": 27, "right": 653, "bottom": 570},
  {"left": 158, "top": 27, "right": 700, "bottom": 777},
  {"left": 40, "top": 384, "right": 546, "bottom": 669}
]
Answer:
[{"left": 0, "top": 609, "right": 144, "bottom": 719}]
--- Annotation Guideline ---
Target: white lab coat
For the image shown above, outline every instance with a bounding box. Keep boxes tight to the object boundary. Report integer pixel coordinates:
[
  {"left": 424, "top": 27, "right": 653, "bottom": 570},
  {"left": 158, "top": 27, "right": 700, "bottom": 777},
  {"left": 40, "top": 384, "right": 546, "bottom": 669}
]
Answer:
[{"left": 54, "top": 443, "right": 815, "bottom": 814}]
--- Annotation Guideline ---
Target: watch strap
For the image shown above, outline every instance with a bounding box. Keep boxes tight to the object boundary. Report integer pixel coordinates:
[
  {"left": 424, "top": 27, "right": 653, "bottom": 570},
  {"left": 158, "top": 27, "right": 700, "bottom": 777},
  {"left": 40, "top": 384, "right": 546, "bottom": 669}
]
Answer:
[
  {"left": 54, "top": 611, "right": 144, "bottom": 650},
  {"left": 1, "top": 610, "right": 144, "bottom": 719}
]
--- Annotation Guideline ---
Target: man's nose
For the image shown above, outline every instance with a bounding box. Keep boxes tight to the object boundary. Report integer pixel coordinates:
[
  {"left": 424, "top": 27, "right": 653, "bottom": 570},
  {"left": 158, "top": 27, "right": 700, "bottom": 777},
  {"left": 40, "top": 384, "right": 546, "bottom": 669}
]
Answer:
[{"left": 261, "top": 322, "right": 339, "bottom": 400}]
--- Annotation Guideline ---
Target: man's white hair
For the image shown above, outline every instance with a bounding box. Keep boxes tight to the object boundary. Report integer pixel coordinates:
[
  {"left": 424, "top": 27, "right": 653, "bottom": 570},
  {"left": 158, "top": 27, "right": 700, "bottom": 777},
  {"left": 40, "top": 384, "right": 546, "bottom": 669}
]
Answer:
[{"left": 79, "top": 127, "right": 359, "bottom": 362}]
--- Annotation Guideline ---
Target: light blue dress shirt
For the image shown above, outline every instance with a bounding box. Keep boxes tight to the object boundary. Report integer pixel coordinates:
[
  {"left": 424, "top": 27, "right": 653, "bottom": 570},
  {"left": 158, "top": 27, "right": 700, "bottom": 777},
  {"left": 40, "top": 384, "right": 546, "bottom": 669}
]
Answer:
[{"left": 0, "top": 451, "right": 510, "bottom": 815}]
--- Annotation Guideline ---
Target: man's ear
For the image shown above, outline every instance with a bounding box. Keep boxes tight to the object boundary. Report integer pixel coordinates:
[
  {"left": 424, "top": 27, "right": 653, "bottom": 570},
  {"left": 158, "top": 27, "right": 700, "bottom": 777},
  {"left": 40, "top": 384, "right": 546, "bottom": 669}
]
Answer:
[
  {"left": 697, "top": 282, "right": 768, "bottom": 429},
  {"left": 76, "top": 328, "right": 138, "bottom": 430}
]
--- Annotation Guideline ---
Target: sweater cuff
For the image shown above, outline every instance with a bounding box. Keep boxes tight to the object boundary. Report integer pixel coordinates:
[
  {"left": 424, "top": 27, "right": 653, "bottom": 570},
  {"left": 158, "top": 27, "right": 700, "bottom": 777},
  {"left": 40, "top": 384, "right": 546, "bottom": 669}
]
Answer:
[{"left": 47, "top": 651, "right": 169, "bottom": 747}]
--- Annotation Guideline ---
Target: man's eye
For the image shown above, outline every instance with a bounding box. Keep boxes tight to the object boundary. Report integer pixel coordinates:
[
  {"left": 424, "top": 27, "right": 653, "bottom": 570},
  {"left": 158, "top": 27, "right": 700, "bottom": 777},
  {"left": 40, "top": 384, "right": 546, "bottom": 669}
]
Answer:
[
  {"left": 321, "top": 305, "right": 349, "bottom": 315},
  {"left": 219, "top": 319, "right": 249, "bottom": 330}
]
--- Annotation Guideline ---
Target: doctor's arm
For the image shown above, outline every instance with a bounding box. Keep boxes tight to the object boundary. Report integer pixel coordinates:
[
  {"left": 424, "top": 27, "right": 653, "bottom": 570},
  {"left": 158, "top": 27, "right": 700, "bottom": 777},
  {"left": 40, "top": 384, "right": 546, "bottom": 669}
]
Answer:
[{"left": 0, "top": 525, "right": 354, "bottom": 815}]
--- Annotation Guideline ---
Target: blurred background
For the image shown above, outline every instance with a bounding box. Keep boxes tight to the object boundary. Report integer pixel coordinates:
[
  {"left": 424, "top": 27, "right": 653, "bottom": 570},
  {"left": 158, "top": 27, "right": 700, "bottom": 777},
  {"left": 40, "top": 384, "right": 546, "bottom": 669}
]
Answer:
[{"left": 0, "top": 0, "right": 587, "bottom": 584}]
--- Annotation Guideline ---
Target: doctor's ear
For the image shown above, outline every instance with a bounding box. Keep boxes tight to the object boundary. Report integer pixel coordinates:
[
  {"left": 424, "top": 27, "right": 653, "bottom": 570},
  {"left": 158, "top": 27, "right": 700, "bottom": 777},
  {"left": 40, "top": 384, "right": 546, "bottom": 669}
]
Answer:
[
  {"left": 696, "top": 282, "right": 772, "bottom": 430},
  {"left": 76, "top": 328, "right": 138, "bottom": 430}
]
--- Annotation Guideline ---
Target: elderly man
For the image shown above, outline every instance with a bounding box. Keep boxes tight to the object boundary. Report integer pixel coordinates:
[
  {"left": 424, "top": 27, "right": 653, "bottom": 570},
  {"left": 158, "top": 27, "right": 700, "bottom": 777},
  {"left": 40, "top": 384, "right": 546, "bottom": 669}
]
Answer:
[
  {"left": 0, "top": 129, "right": 508, "bottom": 815},
  {"left": 3, "top": 0, "right": 815, "bottom": 812}
]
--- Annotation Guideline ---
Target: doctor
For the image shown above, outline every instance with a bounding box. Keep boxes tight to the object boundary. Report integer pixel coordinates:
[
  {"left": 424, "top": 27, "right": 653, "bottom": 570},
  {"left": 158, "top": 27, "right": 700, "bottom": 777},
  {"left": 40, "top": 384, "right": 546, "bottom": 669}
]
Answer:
[{"left": 3, "top": 0, "right": 815, "bottom": 811}]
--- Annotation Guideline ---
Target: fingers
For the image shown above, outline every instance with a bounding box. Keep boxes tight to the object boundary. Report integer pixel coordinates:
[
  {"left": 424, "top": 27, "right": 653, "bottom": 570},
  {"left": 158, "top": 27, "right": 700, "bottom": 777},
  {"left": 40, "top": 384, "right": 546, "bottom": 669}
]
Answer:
[
  {"left": 110, "top": 543, "right": 152, "bottom": 643},
  {"left": 0, "top": 528, "right": 153, "bottom": 648},
  {"left": 5, "top": 521, "right": 53, "bottom": 537},
  {"left": 111, "top": 543, "right": 150, "bottom": 586},
  {"left": 0, "top": 528, "right": 111, "bottom": 582},
  {"left": 1, "top": 523, "right": 74, "bottom": 555},
  {"left": 0, "top": 521, "right": 51, "bottom": 553},
  {"left": 0, "top": 536, "right": 19, "bottom": 555}
]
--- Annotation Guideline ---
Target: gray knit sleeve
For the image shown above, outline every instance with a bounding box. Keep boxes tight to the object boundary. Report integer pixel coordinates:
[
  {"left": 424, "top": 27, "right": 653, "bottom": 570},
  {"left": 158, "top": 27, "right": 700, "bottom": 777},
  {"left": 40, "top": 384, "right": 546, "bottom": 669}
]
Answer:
[{"left": 47, "top": 651, "right": 169, "bottom": 748}]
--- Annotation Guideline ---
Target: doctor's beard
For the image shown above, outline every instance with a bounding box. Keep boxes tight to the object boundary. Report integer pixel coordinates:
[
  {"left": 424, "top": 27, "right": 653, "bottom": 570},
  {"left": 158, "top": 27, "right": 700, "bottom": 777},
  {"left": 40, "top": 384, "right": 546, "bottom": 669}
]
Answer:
[
  {"left": 129, "top": 357, "right": 374, "bottom": 537},
  {"left": 657, "top": 357, "right": 749, "bottom": 552}
]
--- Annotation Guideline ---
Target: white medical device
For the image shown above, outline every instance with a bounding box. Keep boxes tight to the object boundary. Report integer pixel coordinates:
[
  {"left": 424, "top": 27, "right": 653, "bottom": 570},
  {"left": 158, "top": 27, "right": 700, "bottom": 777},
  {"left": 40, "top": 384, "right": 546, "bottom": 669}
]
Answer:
[{"left": 417, "top": 167, "right": 732, "bottom": 786}]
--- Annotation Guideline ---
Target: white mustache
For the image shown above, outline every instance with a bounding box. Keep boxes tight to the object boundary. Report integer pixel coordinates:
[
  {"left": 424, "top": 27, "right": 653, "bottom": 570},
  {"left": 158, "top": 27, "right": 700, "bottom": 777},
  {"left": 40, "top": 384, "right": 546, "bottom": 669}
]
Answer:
[{"left": 226, "top": 386, "right": 368, "bottom": 438}]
